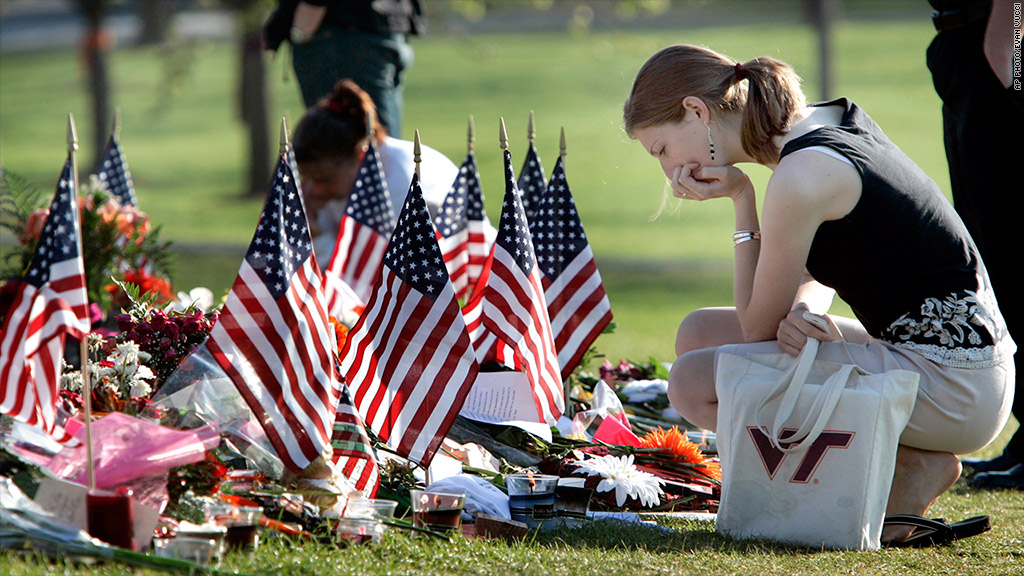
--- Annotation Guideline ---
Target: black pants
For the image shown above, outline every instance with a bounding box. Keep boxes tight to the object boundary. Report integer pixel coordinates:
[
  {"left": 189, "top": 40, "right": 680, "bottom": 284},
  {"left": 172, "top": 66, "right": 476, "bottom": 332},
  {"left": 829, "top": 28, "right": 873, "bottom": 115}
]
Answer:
[
  {"left": 928, "top": 22, "right": 1024, "bottom": 459},
  {"left": 292, "top": 27, "right": 413, "bottom": 138}
]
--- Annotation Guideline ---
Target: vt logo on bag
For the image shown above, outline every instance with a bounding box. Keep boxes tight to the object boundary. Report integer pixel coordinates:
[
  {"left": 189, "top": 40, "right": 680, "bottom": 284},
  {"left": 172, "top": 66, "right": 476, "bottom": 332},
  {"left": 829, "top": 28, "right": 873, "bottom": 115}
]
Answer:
[
  {"left": 748, "top": 426, "right": 855, "bottom": 483},
  {"left": 715, "top": 339, "right": 920, "bottom": 549}
]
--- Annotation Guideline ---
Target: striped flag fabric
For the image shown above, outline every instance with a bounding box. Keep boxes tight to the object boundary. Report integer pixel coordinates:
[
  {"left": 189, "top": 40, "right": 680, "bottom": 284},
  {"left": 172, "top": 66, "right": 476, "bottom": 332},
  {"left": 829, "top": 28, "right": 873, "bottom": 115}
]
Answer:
[
  {"left": 0, "top": 158, "right": 90, "bottom": 440},
  {"left": 461, "top": 263, "right": 517, "bottom": 371},
  {"left": 96, "top": 131, "right": 137, "bottom": 207},
  {"left": 324, "top": 142, "right": 395, "bottom": 303},
  {"left": 341, "top": 174, "right": 479, "bottom": 466},
  {"left": 206, "top": 153, "right": 342, "bottom": 473},
  {"left": 517, "top": 141, "right": 545, "bottom": 224},
  {"left": 433, "top": 148, "right": 494, "bottom": 302},
  {"left": 323, "top": 270, "right": 364, "bottom": 322},
  {"left": 331, "top": 377, "right": 380, "bottom": 497},
  {"left": 472, "top": 149, "right": 563, "bottom": 425},
  {"left": 532, "top": 155, "right": 613, "bottom": 378}
]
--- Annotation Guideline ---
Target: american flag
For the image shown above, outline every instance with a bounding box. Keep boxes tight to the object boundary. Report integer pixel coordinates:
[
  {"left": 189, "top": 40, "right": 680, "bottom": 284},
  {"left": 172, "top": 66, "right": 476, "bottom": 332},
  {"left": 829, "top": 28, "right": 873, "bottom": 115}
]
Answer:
[
  {"left": 471, "top": 149, "right": 563, "bottom": 425},
  {"left": 518, "top": 141, "right": 546, "bottom": 224},
  {"left": 341, "top": 174, "right": 479, "bottom": 466},
  {"left": 206, "top": 153, "right": 342, "bottom": 473},
  {"left": 331, "top": 375, "right": 380, "bottom": 496},
  {"left": 461, "top": 264, "right": 517, "bottom": 370},
  {"left": 96, "top": 132, "right": 136, "bottom": 207},
  {"left": 0, "top": 158, "right": 90, "bottom": 440},
  {"left": 434, "top": 149, "right": 494, "bottom": 302},
  {"left": 324, "top": 142, "right": 395, "bottom": 303},
  {"left": 532, "top": 155, "right": 613, "bottom": 378}
]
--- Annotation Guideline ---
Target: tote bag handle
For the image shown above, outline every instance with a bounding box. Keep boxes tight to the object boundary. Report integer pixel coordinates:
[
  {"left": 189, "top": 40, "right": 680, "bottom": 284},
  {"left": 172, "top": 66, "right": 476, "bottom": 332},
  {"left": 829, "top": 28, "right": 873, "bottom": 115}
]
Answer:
[{"left": 754, "top": 338, "right": 856, "bottom": 454}]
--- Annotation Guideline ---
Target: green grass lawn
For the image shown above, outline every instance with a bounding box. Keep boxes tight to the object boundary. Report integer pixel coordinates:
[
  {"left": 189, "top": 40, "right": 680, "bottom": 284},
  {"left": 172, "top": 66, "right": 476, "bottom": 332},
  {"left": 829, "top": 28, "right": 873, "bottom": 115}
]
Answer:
[{"left": 3, "top": 9, "right": 1023, "bottom": 576}]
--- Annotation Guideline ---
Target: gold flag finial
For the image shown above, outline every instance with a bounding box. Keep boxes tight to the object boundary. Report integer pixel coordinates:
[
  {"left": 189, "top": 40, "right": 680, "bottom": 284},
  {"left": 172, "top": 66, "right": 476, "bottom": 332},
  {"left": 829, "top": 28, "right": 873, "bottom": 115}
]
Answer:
[
  {"left": 414, "top": 129, "right": 422, "bottom": 180},
  {"left": 499, "top": 117, "right": 508, "bottom": 151},
  {"left": 560, "top": 126, "right": 567, "bottom": 164},
  {"left": 279, "top": 116, "right": 290, "bottom": 155},
  {"left": 527, "top": 110, "right": 536, "bottom": 143},
  {"left": 66, "top": 113, "right": 79, "bottom": 153}
]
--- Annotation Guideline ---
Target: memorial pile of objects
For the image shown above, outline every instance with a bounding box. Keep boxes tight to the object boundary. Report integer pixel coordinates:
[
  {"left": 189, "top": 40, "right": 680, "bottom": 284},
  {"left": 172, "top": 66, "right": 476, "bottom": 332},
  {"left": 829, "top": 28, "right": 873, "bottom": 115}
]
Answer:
[{"left": 0, "top": 117, "right": 718, "bottom": 573}]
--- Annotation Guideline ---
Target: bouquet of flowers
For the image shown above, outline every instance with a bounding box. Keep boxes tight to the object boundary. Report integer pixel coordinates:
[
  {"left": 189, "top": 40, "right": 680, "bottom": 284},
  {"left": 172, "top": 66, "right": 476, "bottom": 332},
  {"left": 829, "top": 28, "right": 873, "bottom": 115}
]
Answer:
[
  {"left": 0, "top": 170, "right": 173, "bottom": 320},
  {"left": 112, "top": 280, "right": 219, "bottom": 391},
  {"left": 529, "top": 424, "right": 720, "bottom": 512},
  {"left": 57, "top": 281, "right": 218, "bottom": 418}
]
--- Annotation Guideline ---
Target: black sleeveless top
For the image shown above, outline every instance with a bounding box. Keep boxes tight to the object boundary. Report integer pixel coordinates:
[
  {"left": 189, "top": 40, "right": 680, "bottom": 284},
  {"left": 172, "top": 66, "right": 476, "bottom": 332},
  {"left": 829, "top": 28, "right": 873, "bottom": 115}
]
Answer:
[{"left": 779, "top": 99, "right": 1014, "bottom": 368}]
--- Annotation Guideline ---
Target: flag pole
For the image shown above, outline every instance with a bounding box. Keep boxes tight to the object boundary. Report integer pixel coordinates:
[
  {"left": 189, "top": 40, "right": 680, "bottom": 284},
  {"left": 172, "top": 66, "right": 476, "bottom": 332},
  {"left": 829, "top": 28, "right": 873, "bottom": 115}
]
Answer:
[
  {"left": 69, "top": 113, "right": 96, "bottom": 492},
  {"left": 467, "top": 116, "right": 475, "bottom": 153},
  {"left": 413, "top": 129, "right": 422, "bottom": 181},
  {"left": 527, "top": 110, "right": 535, "bottom": 145},
  {"left": 413, "top": 128, "right": 431, "bottom": 487},
  {"left": 499, "top": 117, "right": 508, "bottom": 151},
  {"left": 559, "top": 126, "right": 574, "bottom": 419}
]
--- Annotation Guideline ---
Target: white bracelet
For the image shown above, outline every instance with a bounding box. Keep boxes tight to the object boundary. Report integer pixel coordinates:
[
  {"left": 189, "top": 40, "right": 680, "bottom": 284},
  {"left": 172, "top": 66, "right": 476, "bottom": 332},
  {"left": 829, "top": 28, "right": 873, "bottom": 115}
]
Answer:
[{"left": 733, "top": 230, "right": 761, "bottom": 246}]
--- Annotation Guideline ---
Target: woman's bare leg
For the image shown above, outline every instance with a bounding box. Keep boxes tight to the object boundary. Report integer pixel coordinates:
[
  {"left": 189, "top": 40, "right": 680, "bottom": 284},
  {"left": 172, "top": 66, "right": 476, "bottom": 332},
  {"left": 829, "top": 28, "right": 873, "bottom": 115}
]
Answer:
[
  {"left": 882, "top": 446, "right": 962, "bottom": 543},
  {"left": 669, "top": 307, "right": 745, "bottom": 431},
  {"left": 669, "top": 308, "right": 871, "bottom": 433},
  {"left": 675, "top": 306, "right": 745, "bottom": 356}
]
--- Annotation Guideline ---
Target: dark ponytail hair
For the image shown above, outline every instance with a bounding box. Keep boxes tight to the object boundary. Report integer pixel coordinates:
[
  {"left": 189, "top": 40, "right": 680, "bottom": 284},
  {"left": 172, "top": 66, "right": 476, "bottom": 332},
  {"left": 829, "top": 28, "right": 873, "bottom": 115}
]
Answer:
[
  {"left": 293, "top": 79, "right": 387, "bottom": 164},
  {"left": 623, "top": 45, "right": 805, "bottom": 165}
]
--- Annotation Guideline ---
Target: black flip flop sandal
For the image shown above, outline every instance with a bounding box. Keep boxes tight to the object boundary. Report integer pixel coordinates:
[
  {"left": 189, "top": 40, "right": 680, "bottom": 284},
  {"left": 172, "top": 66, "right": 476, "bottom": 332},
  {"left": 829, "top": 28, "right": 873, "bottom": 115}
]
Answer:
[{"left": 882, "top": 514, "right": 991, "bottom": 548}]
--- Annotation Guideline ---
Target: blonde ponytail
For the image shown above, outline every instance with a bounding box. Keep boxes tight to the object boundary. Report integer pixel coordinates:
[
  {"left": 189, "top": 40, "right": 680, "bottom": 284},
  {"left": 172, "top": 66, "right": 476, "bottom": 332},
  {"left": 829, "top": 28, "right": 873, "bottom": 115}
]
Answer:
[
  {"left": 736, "top": 57, "right": 805, "bottom": 165},
  {"left": 624, "top": 45, "right": 805, "bottom": 165}
]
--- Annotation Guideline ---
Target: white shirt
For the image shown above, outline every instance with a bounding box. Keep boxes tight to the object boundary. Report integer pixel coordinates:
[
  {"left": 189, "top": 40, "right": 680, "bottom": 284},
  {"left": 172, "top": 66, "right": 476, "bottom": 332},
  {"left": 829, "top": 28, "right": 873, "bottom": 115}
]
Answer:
[{"left": 312, "top": 136, "right": 460, "bottom": 263}]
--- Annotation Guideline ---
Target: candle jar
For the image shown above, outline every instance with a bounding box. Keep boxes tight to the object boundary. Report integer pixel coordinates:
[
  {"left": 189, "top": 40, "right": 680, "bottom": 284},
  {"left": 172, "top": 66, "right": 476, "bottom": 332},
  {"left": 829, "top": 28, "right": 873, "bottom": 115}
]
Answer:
[
  {"left": 176, "top": 523, "right": 227, "bottom": 561},
  {"left": 152, "top": 536, "right": 218, "bottom": 565},
  {"left": 410, "top": 490, "right": 466, "bottom": 533},
  {"left": 204, "top": 504, "right": 262, "bottom": 551},
  {"left": 336, "top": 498, "right": 398, "bottom": 544},
  {"left": 505, "top": 473, "right": 558, "bottom": 527},
  {"left": 335, "top": 517, "right": 380, "bottom": 545},
  {"left": 553, "top": 485, "right": 593, "bottom": 529},
  {"left": 86, "top": 487, "right": 135, "bottom": 550}
]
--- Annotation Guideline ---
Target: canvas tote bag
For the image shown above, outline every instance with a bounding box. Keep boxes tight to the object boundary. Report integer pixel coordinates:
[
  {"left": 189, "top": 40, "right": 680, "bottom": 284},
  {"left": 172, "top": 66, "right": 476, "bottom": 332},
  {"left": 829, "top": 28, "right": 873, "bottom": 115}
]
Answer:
[{"left": 714, "top": 338, "right": 920, "bottom": 550}]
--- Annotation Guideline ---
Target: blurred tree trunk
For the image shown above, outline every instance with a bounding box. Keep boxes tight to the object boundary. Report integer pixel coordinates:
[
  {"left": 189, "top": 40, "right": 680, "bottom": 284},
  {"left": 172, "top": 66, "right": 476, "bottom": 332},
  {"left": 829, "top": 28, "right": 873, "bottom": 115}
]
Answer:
[
  {"left": 241, "top": 25, "right": 271, "bottom": 197},
  {"left": 808, "top": 0, "right": 839, "bottom": 101},
  {"left": 222, "top": 0, "right": 273, "bottom": 197},
  {"left": 77, "top": 0, "right": 113, "bottom": 172},
  {"left": 138, "top": 0, "right": 176, "bottom": 45}
]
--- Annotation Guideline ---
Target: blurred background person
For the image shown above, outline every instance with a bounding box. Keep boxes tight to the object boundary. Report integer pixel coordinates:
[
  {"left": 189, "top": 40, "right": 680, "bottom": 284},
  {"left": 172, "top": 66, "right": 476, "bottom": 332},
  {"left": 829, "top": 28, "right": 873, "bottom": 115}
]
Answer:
[
  {"left": 292, "top": 79, "right": 457, "bottom": 263},
  {"left": 265, "top": 0, "right": 423, "bottom": 138},
  {"left": 926, "top": 0, "right": 1024, "bottom": 488}
]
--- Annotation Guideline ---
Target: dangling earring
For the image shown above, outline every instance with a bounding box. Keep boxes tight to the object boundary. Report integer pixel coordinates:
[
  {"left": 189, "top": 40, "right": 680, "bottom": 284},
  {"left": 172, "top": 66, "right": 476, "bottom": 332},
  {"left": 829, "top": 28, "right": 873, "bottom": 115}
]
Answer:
[{"left": 707, "top": 123, "right": 716, "bottom": 161}]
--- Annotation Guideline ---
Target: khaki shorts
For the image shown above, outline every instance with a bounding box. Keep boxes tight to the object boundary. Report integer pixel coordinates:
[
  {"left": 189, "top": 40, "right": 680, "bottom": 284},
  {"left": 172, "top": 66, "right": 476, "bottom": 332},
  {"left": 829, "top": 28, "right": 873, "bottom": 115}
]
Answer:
[{"left": 715, "top": 339, "right": 1015, "bottom": 455}]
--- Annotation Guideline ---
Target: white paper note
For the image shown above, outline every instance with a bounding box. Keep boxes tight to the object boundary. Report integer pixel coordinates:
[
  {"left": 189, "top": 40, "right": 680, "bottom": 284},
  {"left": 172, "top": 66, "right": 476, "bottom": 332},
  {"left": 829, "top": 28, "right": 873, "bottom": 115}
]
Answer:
[{"left": 459, "top": 372, "right": 551, "bottom": 441}]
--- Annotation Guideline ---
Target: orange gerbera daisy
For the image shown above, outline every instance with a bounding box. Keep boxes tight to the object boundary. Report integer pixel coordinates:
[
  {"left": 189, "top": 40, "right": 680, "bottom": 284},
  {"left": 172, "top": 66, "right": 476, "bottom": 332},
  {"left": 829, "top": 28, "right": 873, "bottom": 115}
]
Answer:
[
  {"left": 639, "top": 426, "right": 721, "bottom": 481},
  {"left": 328, "top": 316, "right": 350, "bottom": 354}
]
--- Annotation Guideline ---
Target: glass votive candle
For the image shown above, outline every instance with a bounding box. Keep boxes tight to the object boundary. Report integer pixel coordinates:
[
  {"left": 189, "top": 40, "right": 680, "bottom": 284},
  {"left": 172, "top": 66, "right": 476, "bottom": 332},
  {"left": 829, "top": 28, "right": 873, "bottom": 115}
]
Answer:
[
  {"left": 335, "top": 516, "right": 381, "bottom": 545},
  {"left": 346, "top": 498, "right": 398, "bottom": 522},
  {"left": 86, "top": 487, "right": 136, "bottom": 550},
  {"left": 410, "top": 490, "right": 466, "bottom": 533},
  {"left": 152, "top": 536, "right": 218, "bottom": 565},
  {"left": 204, "top": 504, "right": 262, "bottom": 551},
  {"left": 505, "top": 473, "right": 559, "bottom": 525},
  {"left": 176, "top": 522, "right": 227, "bottom": 561},
  {"left": 554, "top": 485, "right": 593, "bottom": 526}
]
